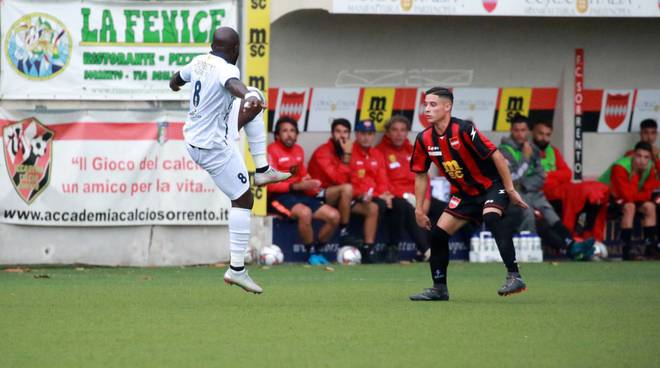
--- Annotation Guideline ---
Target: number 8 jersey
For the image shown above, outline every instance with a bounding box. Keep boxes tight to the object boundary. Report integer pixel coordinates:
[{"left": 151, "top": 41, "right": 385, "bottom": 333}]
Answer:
[
  {"left": 179, "top": 53, "right": 240, "bottom": 150},
  {"left": 410, "top": 117, "right": 500, "bottom": 197}
]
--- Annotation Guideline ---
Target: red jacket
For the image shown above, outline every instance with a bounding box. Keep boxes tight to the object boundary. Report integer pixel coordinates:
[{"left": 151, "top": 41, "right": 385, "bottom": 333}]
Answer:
[
  {"left": 611, "top": 164, "right": 659, "bottom": 203},
  {"left": 308, "top": 138, "right": 351, "bottom": 188},
  {"left": 375, "top": 135, "right": 415, "bottom": 198},
  {"left": 350, "top": 142, "right": 390, "bottom": 198},
  {"left": 267, "top": 140, "right": 315, "bottom": 195},
  {"left": 542, "top": 145, "right": 572, "bottom": 193}
]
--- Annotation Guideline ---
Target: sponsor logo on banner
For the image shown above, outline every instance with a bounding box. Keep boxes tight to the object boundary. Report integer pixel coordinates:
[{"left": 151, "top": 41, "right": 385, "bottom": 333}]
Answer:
[
  {"left": 630, "top": 89, "right": 660, "bottom": 132},
  {"left": 275, "top": 88, "right": 310, "bottom": 126},
  {"left": 452, "top": 88, "right": 498, "bottom": 131},
  {"left": 495, "top": 88, "right": 532, "bottom": 132},
  {"left": 597, "top": 89, "right": 634, "bottom": 132},
  {"left": 4, "top": 13, "right": 72, "bottom": 80},
  {"left": 483, "top": 0, "right": 497, "bottom": 13},
  {"left": 3, "top": 117, "right": 54, "bottom": 203},
  {"left": 604, "top": 93, "right": 631, "bottom": 130},
  {"left": 307, "top": 88, "right": 360, "bottom": 131},
  {"left": 359, "top": 88, "right": 395, "bottom": 132},
  {"left": 577, "top": 0, "right": 589, "bottom": 13}
]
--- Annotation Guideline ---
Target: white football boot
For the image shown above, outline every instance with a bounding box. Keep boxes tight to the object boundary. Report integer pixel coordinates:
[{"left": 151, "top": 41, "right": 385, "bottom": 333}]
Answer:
[
  {"left": 223, "top": 268, "right": 263, "bottom": 294},
  {"left": 254, "top": 167, "right": 291, "bottom": 186}
]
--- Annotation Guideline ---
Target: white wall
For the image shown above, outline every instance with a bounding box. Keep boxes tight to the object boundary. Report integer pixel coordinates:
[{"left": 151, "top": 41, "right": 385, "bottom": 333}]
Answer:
[{"left": 270, "top": 10, "right": 660, "bottom": 176}]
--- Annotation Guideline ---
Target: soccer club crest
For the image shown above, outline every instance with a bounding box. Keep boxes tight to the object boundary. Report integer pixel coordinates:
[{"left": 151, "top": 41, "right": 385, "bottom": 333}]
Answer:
[
  {"left": 603, "top": 93, "right": 630, "bottom": 130},
  {"left": 448, "top": 196, "right": 461, "bottom": 209},
  {"left": 450, "top": 136, "right": 461, "bottom": 150},
  {"left": 482, "top": 0, "right": 497, "bottom": 13},
  {"left": 3, "top": 117, "right": 54, "bottom": 204},
  {"left": 278, "top": 91, "right": 307, "bottom": 124}
]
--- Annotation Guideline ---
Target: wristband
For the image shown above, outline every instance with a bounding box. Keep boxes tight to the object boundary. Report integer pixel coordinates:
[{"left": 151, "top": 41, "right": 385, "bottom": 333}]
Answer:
[{"left": 243, "top": 91, "right": 262, "bottom": 108}]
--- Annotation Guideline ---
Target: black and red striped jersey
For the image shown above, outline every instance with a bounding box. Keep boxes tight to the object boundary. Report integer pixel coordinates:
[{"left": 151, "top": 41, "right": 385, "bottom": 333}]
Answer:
[{"left": 410, "top": 117, "right": 499, "bottom": 196}]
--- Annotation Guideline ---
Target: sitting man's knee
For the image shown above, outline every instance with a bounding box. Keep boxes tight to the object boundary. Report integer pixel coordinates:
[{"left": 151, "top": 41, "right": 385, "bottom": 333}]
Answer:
[
  {"left": 622, "top": 202, "right": 636, "bottom": 216},
  {"left": 294, "top": 205, "right": 313, "bottom": 223},
  {"left": 341, "top": 183, "right": 353, "bottom": 197}
]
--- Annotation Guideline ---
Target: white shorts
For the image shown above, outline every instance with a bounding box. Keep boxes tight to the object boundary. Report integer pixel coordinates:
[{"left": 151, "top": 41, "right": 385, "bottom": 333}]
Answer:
[{"left": 186, "top": 143, "right": 249, "bottom": 201}]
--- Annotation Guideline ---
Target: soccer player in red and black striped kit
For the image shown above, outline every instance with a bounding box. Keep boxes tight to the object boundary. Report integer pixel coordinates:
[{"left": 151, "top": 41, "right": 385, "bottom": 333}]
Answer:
[{"left": 409, "top": 87, "right": 529, "bottom": 300}]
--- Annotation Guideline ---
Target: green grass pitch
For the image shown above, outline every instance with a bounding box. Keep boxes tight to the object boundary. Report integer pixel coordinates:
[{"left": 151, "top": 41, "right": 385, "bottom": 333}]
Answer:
[{"left": 1, "top": 262, "right": 658, "bottom": 367}]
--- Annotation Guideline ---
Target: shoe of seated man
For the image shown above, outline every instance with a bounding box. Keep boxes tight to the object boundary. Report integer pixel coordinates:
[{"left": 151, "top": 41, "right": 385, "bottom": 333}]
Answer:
[
  {"left": 409, "top": 285, "right": 449, "bottom": 301},
  {"left": 497, "top": 273, "right": 527, "bottom": 296},
  {"left": 308, "top": 254, "right": 329, "bottom": 265},
  {"left": 569, "top": 238, "right": 595, "bottom": 261},
  {"left": 223, "top": 268, "right": 263, "bottom": 294},
  {"left": 254, "top": 166, "right": 291, "bottom": 186}
]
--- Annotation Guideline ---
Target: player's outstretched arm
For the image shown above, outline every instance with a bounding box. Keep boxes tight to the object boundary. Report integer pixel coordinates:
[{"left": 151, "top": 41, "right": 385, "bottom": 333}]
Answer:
[
  {"left": 414, "top": 172, "right": 431, "bottom": 230},
  {"left": 169, "top": 72, "right": 186, "bottom": 92},
  {"left": 492, "top": 150, "right": 528, "bottom": 209}
]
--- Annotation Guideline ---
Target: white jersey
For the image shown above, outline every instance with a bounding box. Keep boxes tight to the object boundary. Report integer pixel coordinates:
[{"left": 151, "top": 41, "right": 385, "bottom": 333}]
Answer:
[{"left": 179, "top": 53, "right": 240, "bottom": 149}]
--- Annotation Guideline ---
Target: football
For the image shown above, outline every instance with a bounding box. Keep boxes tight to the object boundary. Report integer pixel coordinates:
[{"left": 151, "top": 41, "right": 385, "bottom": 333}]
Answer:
[
  {"left": 337, "top": 246, "right": 362, "bottom": 265},
  {"left": 259, "top": 244, "right": 284, "bottom": 265}
]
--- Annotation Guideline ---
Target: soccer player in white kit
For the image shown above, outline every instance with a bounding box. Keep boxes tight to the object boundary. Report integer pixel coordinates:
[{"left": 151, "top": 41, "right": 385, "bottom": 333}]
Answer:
[{"left": 169, "top": 27, "right": 288, "bottom": 294}]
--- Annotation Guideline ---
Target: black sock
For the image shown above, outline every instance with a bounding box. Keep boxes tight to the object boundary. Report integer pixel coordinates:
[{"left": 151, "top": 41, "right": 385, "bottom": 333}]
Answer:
[
  {"left": 230, "top": 265, "right": 245, "bottom": 272},
  {"left": 339, "top": 225, "right": 349, "bottom": 236},
  {"left": 621, "top": 228, "right": 633, "bottom": 259},
  {"left": 643, "top": 226, "right": 656, "bottom": 243},
  {"left": 305, "top": 243, "right": 317, "bottom": 254},
  {"left": 255, "top": 165, "right": 269, "bottom": 173},
  {"left": 483, "top": 212, "right": 519, "bottom": 274},
  {"left": 316, "top": 242, "right": 327, "bottom": 252},
  {"left": 584, "top": 203, "right": 600, "bottom": 230},
  {"left": 429, "top": 226, "right": 449, "bottom": 287},
  {"left": 552, "top": 221, "right": 574, "bottom": 248}
]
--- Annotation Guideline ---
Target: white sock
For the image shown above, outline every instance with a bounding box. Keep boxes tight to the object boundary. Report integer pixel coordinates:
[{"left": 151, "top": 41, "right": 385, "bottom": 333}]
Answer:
[
  {"left": 244, "top": 113, "right": 268, "bottom": 168},
  {"left": 229, "top": 207, "right": 251, "bottom": 269}
]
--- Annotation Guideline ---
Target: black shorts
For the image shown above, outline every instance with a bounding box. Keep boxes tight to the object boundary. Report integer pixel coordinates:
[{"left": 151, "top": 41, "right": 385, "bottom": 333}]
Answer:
[
  {"left": 269, "top": 192, "right": 322, "bottom": 217},
  {"left": 443, "top": 182, "right": 509, "bottom": 222}
]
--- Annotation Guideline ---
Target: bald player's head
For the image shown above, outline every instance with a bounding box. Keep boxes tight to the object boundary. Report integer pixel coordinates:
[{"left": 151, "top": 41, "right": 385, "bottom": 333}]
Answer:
[{"left": 211, "top": 27, "right": 240, "bottom": 65}]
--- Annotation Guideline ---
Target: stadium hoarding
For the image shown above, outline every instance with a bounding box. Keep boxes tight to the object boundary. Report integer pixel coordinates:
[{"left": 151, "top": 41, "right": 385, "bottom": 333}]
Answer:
[
  {"left": 332, "top": 0, "right": 660, "bottom": 17},
  {"left": 0, "top": 0, "right": 238, "bottom": 100},
  {"left": 0, "top": 109, "right": 232, "bottom": 226}
]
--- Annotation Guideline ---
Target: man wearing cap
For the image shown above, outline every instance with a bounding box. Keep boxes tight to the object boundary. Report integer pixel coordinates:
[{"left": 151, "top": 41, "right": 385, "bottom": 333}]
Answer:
[{"left": 350, "top": 119, "right": 394, "bottom": 262}]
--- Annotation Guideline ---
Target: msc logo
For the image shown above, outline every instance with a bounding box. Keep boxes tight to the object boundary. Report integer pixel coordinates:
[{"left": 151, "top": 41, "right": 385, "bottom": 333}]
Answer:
[
  {"left": 441, "top": 160, "right": 463, "bottom": 179},
  {"left": 368, "top": 96, "right": 387, "bottom": 123},
  {"left": 506, "top": 96, "right": 525, "bottom": 122},
  {"left": 248, "top": 28, "right": 267, "bottom": 57}
]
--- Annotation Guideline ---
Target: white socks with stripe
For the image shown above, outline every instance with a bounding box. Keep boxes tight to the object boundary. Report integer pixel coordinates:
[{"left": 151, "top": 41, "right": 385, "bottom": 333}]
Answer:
[{"left": 229, "top": 207, "right": 251, "bottom": 269}]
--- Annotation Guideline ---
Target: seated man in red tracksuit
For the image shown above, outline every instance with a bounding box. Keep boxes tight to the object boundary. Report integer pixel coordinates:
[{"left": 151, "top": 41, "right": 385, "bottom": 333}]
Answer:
[
  {"left": 349, "top": 119, "right": 394, "bottom": 262},
  {"left": 600, "top": 141, "right": 660, "bottom": 260},
  {"left": 532, "top": 120, "right": 609, "bottom": 243},
  {"left": 308, "top": 118, "right": 360, "bottom": 246},
  {"left": 376, "top": 115, "right": 431, "bottom": 262},
  {"left": 267, "top": 116, "right": 341, "bottom": 265}
]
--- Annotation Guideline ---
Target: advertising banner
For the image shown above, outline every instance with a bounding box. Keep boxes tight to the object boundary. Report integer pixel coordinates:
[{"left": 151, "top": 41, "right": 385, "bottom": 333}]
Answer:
[
  {"left": 0, "top": 0, "right": 238, "bottom": 100},
  {"left": 332, "top": 0, "right": 660, "bottom": 17},
  {"left": 0, "top": 110, "right": 232, "bottom": 225}
]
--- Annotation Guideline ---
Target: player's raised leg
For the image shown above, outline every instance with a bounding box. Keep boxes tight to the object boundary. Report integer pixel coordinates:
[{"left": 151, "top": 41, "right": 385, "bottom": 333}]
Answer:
[{"left": 237, "top": 87, "right": 291, "bottom": 186}]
